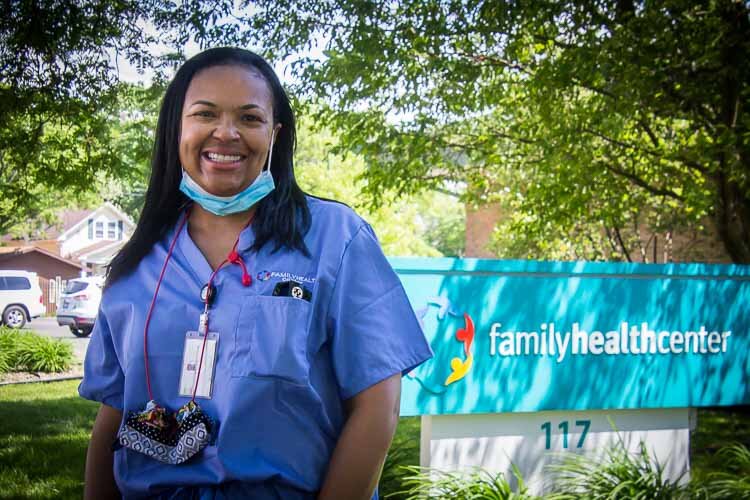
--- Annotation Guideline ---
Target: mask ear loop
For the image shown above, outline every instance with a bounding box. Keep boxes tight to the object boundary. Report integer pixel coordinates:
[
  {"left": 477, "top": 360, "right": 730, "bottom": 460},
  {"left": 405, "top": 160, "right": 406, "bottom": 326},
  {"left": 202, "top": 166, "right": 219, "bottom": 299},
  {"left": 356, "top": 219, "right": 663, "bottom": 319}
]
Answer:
[{"left": 265, "top": 127, "right": 277, "bottom": 173}]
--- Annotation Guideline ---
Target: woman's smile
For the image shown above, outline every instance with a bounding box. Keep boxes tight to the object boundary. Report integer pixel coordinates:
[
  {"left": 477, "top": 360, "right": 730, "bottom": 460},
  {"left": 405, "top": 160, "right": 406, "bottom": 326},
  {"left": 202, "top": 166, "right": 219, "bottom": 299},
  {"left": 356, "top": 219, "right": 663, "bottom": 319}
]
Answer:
[{"left": 201, "top": 150, "right": 249, "bottom": 172}]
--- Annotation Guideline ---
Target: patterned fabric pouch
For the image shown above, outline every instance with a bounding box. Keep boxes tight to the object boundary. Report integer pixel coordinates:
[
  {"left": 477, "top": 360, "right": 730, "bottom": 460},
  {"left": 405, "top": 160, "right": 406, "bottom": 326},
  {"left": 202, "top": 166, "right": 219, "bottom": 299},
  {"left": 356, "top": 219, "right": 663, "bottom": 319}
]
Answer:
[{"left": 117, "top": 400, "right": 213, "bottom": 464}]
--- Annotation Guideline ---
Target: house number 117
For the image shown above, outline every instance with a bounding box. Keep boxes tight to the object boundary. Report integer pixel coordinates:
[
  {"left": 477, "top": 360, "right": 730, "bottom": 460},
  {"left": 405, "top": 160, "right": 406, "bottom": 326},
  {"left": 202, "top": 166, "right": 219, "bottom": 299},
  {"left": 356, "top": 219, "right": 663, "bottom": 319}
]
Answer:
[{"left": 540, "top": 420, "right": 591, "bottom": 450}]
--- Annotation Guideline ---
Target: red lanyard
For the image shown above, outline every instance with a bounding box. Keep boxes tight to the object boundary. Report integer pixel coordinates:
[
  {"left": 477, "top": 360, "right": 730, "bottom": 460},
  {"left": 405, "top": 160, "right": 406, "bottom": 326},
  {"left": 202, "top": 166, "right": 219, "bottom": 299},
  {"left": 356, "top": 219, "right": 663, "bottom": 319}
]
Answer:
[{"left": 142, "top": 208, "right": 253, "bottom": 402}]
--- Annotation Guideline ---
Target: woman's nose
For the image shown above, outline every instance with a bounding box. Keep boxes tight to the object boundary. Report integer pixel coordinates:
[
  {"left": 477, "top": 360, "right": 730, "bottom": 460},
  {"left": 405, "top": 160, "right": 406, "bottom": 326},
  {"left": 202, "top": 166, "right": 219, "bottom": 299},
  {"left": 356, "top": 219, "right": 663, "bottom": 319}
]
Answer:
[{"left": 212, "top": 118, "right": 240, "bottom": 141}]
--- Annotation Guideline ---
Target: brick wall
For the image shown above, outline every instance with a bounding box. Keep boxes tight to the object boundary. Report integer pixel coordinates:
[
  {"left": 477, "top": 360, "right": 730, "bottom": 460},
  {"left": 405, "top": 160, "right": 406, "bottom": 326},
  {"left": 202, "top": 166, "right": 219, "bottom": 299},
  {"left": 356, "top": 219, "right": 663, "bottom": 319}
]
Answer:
[
  {"left": 465, "top": 202, "right": 504, "bottom": 258},
  {"left": 466, "top": 202, "right": 733, "bottom": 263}
]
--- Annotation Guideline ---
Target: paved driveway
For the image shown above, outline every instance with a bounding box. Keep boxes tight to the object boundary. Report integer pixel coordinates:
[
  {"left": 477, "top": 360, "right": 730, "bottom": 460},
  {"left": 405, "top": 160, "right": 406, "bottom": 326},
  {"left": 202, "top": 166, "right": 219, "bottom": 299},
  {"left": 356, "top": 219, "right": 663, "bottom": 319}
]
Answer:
[{"left": 23, "top": 317, "right": 90, "bottom": 364}]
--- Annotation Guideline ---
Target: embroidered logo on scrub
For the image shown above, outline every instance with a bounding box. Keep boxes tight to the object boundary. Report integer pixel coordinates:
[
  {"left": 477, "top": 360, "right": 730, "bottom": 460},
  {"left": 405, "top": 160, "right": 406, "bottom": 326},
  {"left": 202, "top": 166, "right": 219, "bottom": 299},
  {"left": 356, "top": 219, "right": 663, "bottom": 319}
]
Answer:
[
  {"left": 410, "top": 297, "right": 475, "bottom": 393},
  {"left": 257, "top": 271, "right": 272, "bottom": 281},
  {"left": 256, "top": 270, "right": 317, "bottom": 284}
]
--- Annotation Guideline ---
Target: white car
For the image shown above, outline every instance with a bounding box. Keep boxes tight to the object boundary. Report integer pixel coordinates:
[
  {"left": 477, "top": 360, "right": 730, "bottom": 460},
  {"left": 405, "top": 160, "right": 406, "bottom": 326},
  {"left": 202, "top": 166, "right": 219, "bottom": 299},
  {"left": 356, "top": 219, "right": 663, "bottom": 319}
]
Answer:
[
  {"left": 56, "top": 276, "right": 104, "bottom": 337},
  {"left": 0, "top": 270, "right": 45, "bottom": 329}
]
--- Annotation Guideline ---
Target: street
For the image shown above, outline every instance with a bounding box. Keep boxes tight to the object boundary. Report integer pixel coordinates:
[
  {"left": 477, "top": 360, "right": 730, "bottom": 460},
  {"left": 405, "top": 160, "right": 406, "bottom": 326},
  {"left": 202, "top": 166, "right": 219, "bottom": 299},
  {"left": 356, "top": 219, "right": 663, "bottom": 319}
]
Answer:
[{"left": 23, "top": 317, "right": 90, "bottom": 364}]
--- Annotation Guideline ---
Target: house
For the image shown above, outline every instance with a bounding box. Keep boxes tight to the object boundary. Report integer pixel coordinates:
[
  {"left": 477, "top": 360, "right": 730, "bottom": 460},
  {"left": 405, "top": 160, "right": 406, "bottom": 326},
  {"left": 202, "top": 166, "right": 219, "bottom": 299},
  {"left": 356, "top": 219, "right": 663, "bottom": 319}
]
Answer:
[
  {"left": 56, "top": 202, "right": 136, "bottom": 275},
  {"left": 0, "top": 246, "right": 83, "bottom": 280},
  {"left": 0, "top": 246, "right": 84, "bottom": 314},
  {"left": 2, "top": 202, "right": 136, "bottom": 276}
]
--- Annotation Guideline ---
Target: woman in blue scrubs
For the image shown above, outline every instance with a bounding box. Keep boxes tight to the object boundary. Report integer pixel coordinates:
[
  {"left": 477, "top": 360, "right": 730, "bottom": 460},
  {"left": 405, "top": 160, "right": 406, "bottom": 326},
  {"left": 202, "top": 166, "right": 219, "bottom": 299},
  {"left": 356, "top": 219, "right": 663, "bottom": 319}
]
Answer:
[{"left": 80, "top": 47, "right": 432, "bottom": 499}]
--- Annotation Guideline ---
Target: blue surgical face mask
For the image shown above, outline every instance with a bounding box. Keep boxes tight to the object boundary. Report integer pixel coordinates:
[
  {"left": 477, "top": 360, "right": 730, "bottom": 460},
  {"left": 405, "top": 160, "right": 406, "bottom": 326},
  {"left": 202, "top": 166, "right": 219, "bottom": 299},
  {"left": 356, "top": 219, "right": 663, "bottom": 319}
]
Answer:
[{"left": 179, "top": 129, "right": 277, "bottom": 216}]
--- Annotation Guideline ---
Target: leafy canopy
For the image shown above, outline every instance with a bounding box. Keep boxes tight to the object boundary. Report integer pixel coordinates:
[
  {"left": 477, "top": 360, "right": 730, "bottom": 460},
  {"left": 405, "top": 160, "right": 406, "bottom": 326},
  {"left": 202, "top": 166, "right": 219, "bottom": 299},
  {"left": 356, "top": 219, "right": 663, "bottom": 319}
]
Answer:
[{"left": 240, "top": 0, "right": 750, "bottom": 262}]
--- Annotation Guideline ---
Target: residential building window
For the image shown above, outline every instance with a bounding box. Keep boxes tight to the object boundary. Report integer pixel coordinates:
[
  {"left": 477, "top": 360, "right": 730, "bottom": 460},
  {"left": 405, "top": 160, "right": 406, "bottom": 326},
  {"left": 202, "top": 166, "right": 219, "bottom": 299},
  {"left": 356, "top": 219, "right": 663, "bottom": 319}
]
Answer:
[
  {"left": 88, "top": 219, "right": 93, "bottom": 239},
  {"left": 118, "top": 220, "right": 124, "bottom": 240},
  {"left": 95, "top": 221, "right": 104, "bottom": 239},
  {"left": 108, "top": 221, "right": 117, "bottom": 239}
]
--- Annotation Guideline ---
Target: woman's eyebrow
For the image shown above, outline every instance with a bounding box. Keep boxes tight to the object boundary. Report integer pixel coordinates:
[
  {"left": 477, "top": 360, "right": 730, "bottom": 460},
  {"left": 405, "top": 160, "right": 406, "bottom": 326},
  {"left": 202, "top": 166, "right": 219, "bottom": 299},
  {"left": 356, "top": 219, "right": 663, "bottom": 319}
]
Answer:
[
  {"left": 188, "top": 100, "right": 265, "bottom": 112},
  {"left": 189, "top": 100, "right": 216, "bottom": 107}
]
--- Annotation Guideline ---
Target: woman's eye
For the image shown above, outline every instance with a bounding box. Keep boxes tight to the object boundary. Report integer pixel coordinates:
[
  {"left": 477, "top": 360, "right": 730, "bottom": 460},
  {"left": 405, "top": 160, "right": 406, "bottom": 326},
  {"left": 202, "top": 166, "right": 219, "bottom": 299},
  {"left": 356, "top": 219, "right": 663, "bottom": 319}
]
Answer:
[
  {"left": 192, "top": 110, "right": 214, "bottom": 118},
  {"left": 242, "top": 114, "right": 263, "bottom": 123}
]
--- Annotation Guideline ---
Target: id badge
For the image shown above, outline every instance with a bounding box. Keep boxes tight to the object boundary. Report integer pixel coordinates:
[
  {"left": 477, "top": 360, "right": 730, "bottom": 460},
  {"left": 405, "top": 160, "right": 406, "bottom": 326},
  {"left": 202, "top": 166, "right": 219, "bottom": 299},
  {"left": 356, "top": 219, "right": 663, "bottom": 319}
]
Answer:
[{"left": 179, "top": 331, "right": 218, "bottom": 399}]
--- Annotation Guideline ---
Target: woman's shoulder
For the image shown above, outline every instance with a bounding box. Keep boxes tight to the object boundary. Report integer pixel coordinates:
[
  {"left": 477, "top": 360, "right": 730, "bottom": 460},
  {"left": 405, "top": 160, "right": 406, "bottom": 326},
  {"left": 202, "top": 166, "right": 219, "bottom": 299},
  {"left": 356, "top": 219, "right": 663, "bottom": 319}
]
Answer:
[{"left": 305, "top": 195, "right": 369, "bottom": 234}]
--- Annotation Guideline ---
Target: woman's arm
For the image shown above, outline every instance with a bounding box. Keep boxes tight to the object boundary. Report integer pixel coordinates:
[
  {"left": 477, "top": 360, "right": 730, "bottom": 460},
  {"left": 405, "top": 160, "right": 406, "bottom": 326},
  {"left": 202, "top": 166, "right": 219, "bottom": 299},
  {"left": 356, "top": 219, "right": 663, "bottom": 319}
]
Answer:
[
  {"left": 84, "top": 404, "right": 123, "bottom": 500},
  {"left": 318, "top": 373, "right": 402, "bottom": 500}
]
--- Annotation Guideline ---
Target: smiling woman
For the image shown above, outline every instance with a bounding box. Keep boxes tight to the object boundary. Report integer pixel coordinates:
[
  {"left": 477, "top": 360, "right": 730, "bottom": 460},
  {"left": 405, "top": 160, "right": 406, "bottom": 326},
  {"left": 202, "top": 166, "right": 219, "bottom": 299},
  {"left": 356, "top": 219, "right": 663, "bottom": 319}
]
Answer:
[
  {"left": 78, "top": 47, "right": 432, "bottom": 500},
  {"left": 179, "top": 65, "right": 279, "bottom": 198}
]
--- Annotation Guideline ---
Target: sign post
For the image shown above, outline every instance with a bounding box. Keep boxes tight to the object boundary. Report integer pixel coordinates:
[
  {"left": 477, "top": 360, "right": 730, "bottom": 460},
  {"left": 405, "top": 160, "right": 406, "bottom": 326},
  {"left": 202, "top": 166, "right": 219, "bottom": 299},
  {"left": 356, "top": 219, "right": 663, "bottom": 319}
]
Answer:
[{"left": 392, "top": 258, "right": 749, "bottom": 494}]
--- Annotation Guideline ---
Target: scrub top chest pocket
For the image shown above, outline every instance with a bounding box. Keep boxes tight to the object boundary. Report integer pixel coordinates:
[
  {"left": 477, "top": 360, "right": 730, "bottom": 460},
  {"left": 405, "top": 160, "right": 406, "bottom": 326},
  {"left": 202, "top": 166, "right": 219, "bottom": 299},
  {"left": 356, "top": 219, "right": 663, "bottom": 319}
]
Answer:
[{"left": 232, "top": 295, "right": 312, "bottom": 384}]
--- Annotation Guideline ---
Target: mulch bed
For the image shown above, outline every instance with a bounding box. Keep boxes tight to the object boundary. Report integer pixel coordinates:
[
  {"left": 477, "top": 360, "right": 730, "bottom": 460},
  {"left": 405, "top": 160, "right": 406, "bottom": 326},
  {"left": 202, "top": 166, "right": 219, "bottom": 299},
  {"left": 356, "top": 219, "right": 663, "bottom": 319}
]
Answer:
[{"left": 0, "top": 366, "right": 83, "bottom": 385}]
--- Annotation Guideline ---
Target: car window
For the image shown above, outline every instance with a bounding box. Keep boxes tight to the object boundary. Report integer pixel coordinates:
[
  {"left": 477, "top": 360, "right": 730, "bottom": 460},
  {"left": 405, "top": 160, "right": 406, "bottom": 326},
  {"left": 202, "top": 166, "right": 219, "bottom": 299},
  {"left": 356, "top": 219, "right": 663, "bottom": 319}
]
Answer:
[
  {"left": 64, "top": 281, "right": 89, "bottom": 294},
  {"left": 3, "top": 276, "right": 31, "bottom": 290}
]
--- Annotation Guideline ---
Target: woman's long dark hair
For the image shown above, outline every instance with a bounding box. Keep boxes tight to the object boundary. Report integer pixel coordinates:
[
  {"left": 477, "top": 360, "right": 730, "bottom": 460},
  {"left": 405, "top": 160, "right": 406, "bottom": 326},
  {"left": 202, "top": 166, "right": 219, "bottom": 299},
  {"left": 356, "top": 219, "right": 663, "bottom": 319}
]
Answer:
[{"left": 106, "top": 47, "right": 310, "bottom": 287}]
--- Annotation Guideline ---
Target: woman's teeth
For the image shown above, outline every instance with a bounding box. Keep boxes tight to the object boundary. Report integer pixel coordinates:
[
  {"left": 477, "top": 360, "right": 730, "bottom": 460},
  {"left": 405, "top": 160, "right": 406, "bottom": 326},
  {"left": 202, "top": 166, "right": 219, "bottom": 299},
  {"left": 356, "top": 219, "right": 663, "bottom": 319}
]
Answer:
[{"left": 206, "top": 152, "right": 242, "bottom": 163}]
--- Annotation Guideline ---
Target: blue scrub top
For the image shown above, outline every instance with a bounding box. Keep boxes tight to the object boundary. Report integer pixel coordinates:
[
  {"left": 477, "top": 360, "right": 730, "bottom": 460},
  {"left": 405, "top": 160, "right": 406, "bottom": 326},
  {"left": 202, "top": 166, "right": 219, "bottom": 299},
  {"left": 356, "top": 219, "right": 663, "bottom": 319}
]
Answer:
[{"left": 79, "top": 196, "right": 433, "bottom": 499}]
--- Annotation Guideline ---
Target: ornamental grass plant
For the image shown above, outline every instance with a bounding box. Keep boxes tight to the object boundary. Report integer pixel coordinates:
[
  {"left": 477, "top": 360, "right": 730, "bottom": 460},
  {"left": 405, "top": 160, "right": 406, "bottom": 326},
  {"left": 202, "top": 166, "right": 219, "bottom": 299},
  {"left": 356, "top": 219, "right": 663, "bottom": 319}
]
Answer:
[
  {"left": 0, "top": 327, "right": 73, "bottom": 374},
  {"left": 390, "top": 464, "right": 534, "bottom": 499},
  {"left": 698, "top": 443, "right": 750, "bottom": 499},
  {"left": 385, "top": 441, "right": 750, "bottom": 500},
  {"left": 545, "top": 440, "right": 688, "bottom": 500}
]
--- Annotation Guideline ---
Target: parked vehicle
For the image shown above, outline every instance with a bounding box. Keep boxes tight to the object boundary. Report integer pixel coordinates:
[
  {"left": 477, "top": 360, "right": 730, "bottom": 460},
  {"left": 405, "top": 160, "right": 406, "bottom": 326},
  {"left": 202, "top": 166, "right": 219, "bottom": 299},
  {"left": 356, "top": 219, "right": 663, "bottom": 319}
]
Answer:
[
  {"left": 56, "top": 276, "right": 104, "bottom": 337},
  {"left": 0, "top": 270, "right": 45, "bottom": 329}
]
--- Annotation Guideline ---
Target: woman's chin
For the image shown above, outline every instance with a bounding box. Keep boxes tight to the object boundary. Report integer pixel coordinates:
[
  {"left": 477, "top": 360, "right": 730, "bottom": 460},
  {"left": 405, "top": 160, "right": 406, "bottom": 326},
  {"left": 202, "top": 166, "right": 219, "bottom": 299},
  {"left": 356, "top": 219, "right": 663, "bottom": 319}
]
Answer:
[{"left": 206, "top": 185, "right": 242, "bottom": 198}]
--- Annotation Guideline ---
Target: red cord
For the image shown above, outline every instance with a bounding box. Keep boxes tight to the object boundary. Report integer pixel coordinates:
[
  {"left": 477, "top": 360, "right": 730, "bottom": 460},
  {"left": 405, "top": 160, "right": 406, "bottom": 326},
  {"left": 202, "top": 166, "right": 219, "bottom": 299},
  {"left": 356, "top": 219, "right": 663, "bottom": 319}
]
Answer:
[
  {"left": 142, "top": 209, "right": 255, "bottom": 404},
  {"left": 143, "top": 211, "right": 190, "bottom": 402}
]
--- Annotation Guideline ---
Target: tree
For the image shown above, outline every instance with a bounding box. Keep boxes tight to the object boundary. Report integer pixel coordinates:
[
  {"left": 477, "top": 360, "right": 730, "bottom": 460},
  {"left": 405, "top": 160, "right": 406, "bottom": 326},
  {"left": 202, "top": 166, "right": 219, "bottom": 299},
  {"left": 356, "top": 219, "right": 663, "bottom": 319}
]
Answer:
[
  {"left": 0, "top": 0, "right": 246, "bottom": 233},
  {"left": 266, "top": 115, "right": 465, "bottom": 257},
  {"left": 241, "top": 0, "right": 750, "bottom": 262}
]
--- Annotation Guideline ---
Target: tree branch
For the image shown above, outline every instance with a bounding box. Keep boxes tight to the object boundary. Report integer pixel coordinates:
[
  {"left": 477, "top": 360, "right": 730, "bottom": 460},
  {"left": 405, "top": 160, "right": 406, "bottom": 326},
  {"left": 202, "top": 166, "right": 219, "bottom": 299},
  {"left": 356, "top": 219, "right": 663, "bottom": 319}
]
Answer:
[
  {"left": 613, "top": 227, "right": 632, "bottom": 262},
  {"left": 602, "top": 162, "right": 684, "bottom": 200}
]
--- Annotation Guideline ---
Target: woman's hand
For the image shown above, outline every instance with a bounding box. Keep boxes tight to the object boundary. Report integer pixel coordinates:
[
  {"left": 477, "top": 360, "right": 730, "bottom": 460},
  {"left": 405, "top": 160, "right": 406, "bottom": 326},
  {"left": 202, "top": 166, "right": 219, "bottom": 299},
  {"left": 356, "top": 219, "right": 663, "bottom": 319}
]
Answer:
[
  {"left": 84, "top": 404, "right": 123, "bottom": 500},
  {"left": 318, "top": 373, "right": 402, "bottom": 500}
]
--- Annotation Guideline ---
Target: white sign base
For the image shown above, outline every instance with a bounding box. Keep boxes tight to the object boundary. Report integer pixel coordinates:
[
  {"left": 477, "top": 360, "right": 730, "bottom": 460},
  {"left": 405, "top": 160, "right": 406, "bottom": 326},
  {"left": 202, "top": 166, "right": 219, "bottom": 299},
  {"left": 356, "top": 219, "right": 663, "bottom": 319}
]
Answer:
[{"left": 420, "top": 408, "right": 695, "bottom": 495}]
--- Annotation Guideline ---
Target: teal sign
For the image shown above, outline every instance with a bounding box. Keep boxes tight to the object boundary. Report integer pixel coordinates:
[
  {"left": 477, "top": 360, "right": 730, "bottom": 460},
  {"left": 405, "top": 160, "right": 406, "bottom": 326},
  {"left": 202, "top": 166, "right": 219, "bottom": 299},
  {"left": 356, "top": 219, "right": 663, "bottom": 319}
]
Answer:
[{"left": 392, "top": 258, "right": 750, "bottom": 416}]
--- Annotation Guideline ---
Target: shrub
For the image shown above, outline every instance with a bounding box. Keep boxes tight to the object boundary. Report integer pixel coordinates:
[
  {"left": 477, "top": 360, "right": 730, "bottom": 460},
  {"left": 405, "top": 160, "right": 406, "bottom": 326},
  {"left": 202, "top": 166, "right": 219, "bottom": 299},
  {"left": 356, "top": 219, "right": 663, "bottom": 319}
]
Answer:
[
  {"left": 546, "top": 440, "right": 689, "bottom": 500},
  {"left": 0, "top": 328, "right": 73, "bottom": 373},
  {"left": 381, "top": 419, "right": 421, "bottom": 498},
  {"left": 0, "top": 327, "right": 21, "bottom": 371},
  {"left": 391, "top": 464, "right": 534, "bottom": 499},
  {"left": 0, "top": 344, "right": 10, "bottom": 374},
  {"left": 699, "top": 443, "right": 750, "bottom": 499}
]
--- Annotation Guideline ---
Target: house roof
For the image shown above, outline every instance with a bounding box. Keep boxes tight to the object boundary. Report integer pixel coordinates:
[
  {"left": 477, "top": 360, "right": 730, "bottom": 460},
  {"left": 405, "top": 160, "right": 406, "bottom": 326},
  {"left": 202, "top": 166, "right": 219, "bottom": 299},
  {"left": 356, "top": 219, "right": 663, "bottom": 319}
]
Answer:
[
  {"left": 59, "top": 209, "right": 94, "bottom": 235},
  {"left": 58, "top": 202, "right": 135, "bottom": 241},
  {"left": 69, "top": 240, "right": 120, "bottom": 260},
  {"left": 0, "top": 239, "right": 61, "bottom": 254},
  {"left": 71, "top": 239, "right": 126, "bottom": 266},
  {"left": 0, "top": 245, "right": 83, "bottom": 269}
]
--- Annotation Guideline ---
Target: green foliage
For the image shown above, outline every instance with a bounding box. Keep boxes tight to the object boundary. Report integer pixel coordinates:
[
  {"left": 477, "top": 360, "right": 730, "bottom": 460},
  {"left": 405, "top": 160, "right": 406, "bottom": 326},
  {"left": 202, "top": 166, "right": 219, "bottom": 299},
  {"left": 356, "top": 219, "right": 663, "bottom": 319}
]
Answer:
[
  {"left": 380, "top": 417, "right": 420, "bottom": 498},
  {"left": 393, "top": 465, "right": 534, "bottom": 500},
  {"left": 0, "top": 328, "right": 73, "bottom": 373},
  {"left": 243, "top": 0, "right": 750, "bottom": 262},
  {"left": 295, "top": 116, "right": 464, "bottom": 257},
  {"left": 0, "top": 1, "right": 247, "bottom": 233},
  {"left": 700, "top": 443, "right": 750, "bottom": 499},
  {"left": 0, "top": 343, "right": 10, "bottom": 375},
  {"left": 547, "top": 441, "right": 688, "bottom": 499}
]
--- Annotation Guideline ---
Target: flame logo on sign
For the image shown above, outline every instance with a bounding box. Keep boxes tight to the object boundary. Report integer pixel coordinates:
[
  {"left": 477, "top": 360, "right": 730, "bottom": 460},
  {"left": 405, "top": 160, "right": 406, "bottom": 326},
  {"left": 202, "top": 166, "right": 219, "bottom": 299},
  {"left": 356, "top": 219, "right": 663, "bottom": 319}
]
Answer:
[{"left": 445, "top": 313, "right": 475, "bottom": 386}]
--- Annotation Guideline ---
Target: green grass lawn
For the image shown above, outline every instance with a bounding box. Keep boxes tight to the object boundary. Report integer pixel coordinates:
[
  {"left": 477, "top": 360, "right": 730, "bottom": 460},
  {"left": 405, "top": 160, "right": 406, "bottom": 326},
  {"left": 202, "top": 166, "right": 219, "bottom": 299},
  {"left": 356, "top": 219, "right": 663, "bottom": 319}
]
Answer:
[
  {"left": 0, "top": 380, "right": 98, "bottom": 500},
  {"left": 0, "top": 381, "right": 748, "bottom": 499}
]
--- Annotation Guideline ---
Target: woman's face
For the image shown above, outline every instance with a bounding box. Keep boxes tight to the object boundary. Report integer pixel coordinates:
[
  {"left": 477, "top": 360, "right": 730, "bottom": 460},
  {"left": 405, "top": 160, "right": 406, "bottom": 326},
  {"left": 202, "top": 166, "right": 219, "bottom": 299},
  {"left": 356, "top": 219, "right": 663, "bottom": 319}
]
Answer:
[{"left": 179, "top": 64, "right": 279, "bottom": 197}]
